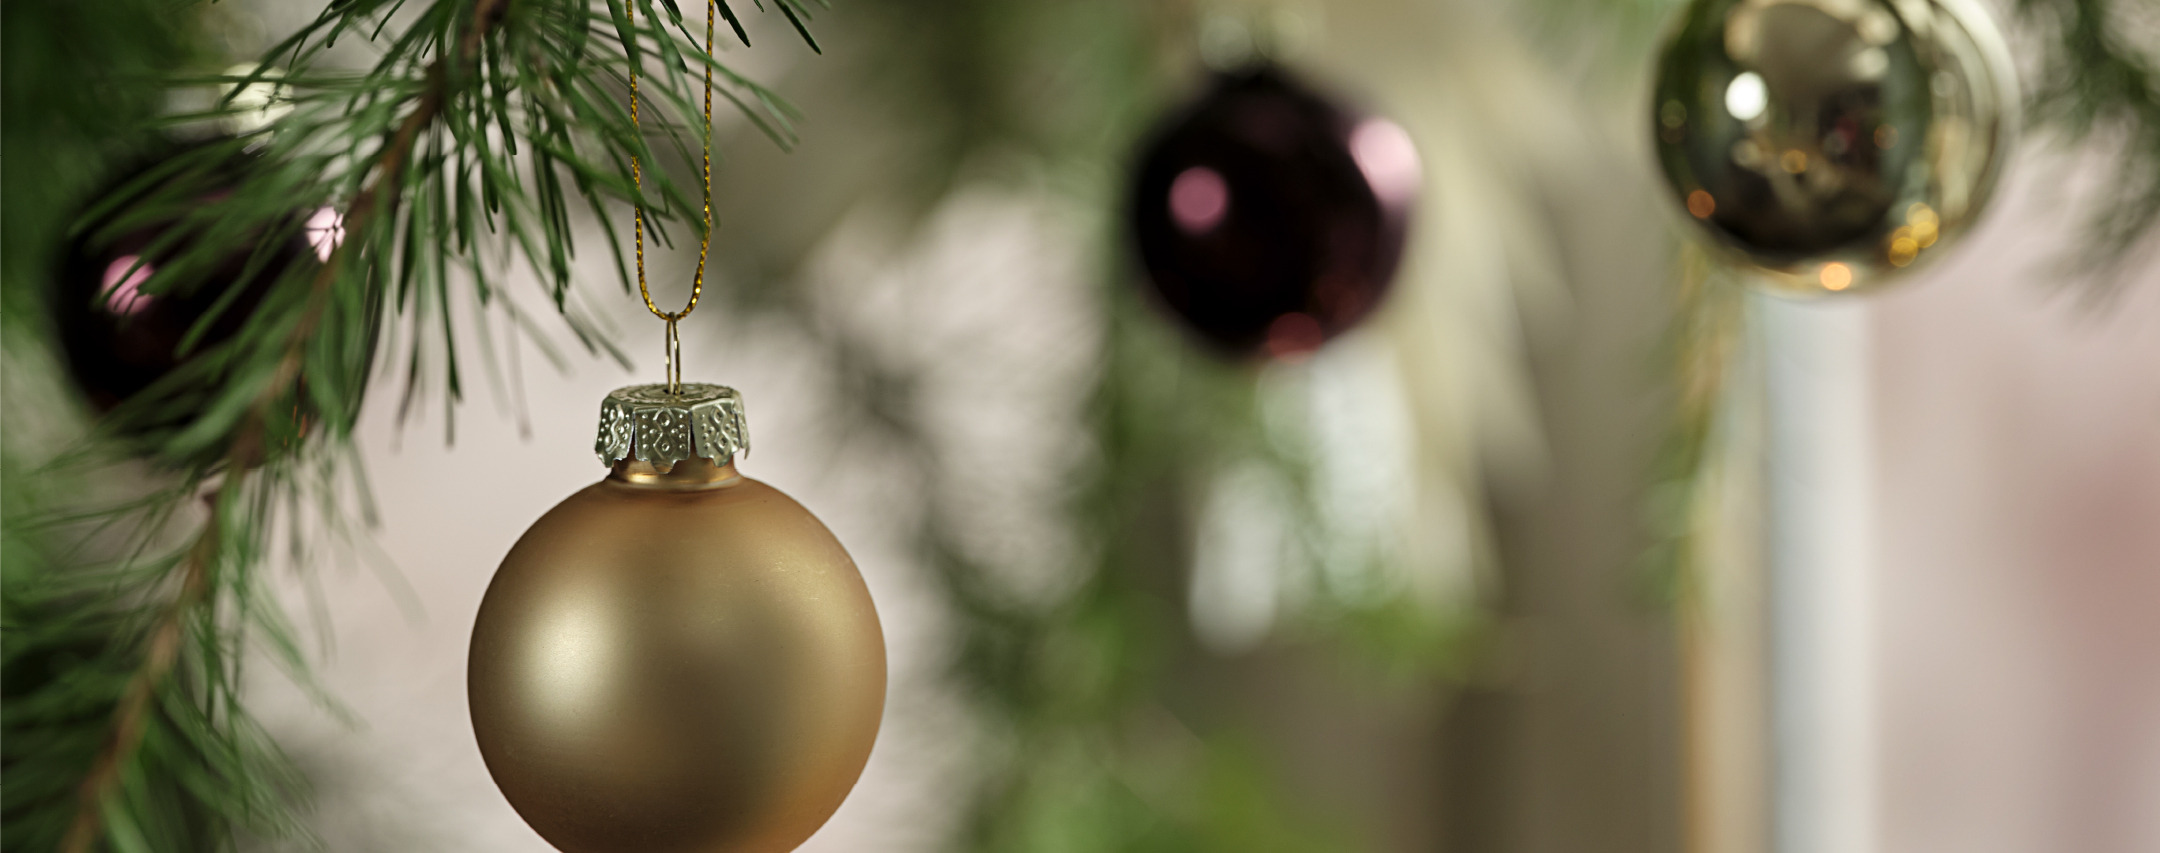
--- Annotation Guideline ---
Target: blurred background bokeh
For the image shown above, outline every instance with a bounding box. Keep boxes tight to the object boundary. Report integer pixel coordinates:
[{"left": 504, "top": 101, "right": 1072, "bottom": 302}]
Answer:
[{"left": 4, "top": 0, "right": 2156, "bottom": 851}]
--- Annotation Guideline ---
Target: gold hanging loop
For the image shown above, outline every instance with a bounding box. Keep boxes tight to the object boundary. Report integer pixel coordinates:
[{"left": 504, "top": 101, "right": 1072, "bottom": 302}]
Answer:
[{"left": 628, "top": 0, "right": 717, "bottom": 393}]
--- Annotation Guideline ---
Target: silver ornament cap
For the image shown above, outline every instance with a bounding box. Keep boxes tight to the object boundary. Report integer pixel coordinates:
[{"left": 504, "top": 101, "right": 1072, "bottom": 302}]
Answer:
[{"left": 593, "top": 382, "right": 749, "bottom": 468}]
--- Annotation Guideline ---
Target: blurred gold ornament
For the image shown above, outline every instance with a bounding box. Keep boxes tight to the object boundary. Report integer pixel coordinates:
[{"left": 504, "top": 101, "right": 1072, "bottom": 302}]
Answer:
[
  {"left": 469, "top": 384, "right": 885, "bottom": 853},
  {"left": 1650, "top": 0, "right": 2017, "bottom": 294}
]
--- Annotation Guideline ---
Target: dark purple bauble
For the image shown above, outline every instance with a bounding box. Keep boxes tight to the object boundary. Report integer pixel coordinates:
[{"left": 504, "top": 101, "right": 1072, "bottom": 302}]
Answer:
[
  {"left": 53, "top": 145, "right": 328, "bottom": 420},
  {"left": 1129, "top": 65, "right": 1419, "bottom": 359}
]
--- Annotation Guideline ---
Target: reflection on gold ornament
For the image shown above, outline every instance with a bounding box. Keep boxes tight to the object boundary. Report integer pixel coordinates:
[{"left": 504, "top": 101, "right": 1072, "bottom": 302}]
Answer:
[
  {"left": 469, "top": 384, "right": 884, "bottom": 853},
  {"left": 1650, "top": 0, "right": 2017, "bottom": 294}
]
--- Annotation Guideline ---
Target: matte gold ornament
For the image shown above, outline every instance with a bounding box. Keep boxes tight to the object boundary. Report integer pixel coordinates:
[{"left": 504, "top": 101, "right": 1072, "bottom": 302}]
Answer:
[
  {"left": 468, "top": 383, "right": 885, "bottom": 853},
  {"left": 470, "top": 10, "right": 882, "bottom": 849},
  {"left": 1650, "top": 0, "right": 2017, "bottom": 294}
]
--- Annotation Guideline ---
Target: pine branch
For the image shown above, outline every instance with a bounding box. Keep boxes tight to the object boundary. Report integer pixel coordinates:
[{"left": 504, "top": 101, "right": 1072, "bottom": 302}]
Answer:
[
  {"left": 59, "top": 511, "right": 218, "bottom": 853},
  {"left": 2017, "top": 0, "right": 2160, "bottom": 281},
  {"left": 1639, "top": 243, "right": 1744, "bottom": 612},
  {"left": 56, "top": 2, "right": 512, "bottom": 848}
]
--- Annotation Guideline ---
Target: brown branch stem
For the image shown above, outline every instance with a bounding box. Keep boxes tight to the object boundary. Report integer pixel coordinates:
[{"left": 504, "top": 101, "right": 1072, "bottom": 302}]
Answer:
[
  {"left": 58, "top": 1, "right": 509, "bottom": 848},
  {"left": 58, "top": 508, "right": 220, "bottom": 853}
]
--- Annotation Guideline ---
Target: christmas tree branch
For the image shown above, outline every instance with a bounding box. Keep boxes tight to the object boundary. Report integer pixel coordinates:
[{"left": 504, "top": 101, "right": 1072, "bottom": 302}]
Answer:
[
  {"left": 60, "top": 510, "right": 218, "bottom": 853},
  {"left": 2017, "top": 0, "right": 2160, "bottom": 280},
  {"left": 1641, "top": 244, "right": 1744, "bottom": 611},
  {"left": 57, "top": 1, "right": 513, "bottom": 847}
]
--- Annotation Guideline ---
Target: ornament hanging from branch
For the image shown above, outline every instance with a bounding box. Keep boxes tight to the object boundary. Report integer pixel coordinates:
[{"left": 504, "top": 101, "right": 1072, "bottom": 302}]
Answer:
[
  {"left": 467, "top": 6, "right": 885, "bottom": 851},
  {"left": 1650, "top": 0, "right": 2017, "bottom": 294},
  {"left": 1129, "top": 64, "right": 1419, "bottom": 360},
  {"left": 54, "top": 140, "right": 335, "bottom": 431},
  {"left": 467, "top": 383, "right": 886, "bottom": 853}
]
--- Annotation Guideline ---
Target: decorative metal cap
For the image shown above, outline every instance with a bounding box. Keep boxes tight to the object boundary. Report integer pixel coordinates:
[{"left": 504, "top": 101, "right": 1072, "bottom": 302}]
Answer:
[{"left": 594, "top": 383, "right": 749, "bottom": 468}]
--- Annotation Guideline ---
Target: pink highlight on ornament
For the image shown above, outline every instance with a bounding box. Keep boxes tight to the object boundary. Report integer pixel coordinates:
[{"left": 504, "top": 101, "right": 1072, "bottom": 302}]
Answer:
[
  {"left": 1169, "top": 166, "right": 1230, "bottom": 234},
  {"left": 306, "top": 206, "right": 345, "bottom": 261},
  {"left": 1349, "top": 119, "right": 1421, "bottom": 208},
  {"left": 1264, "top": 312, "right": 1325, "bottom": 361},
  {"left": 101, "top": 255, "right": 154, "bottom": 316}
]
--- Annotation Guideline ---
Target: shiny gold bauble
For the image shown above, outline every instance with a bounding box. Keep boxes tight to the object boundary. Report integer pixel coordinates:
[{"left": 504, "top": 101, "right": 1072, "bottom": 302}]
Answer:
[
  {"left": 469, "top": 456, "right": 885, "bottom": 853},
  {"left": 1651, "top": 0, "right": 2016, "bottom": 294}
]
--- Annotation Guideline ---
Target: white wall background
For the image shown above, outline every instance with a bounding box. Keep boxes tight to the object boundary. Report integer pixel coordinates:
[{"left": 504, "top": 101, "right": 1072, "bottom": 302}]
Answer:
[{"left": 1871, "top": 143, "right": 2160, "bottom": 853}]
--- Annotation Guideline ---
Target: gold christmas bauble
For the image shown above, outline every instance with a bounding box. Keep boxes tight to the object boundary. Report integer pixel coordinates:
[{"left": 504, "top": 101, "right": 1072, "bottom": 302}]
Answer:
[
  {"left": 1651, "top": 0, "right": 2017, "bottom": 294},
  {"left": 469, "top": 384, "right": 884, "bottom": 853}
]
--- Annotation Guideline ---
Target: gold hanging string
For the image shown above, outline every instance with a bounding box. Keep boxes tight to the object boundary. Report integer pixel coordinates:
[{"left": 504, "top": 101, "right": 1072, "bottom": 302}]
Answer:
[{"left": 629, "top": 0, "right": 717, "bottom": 394}]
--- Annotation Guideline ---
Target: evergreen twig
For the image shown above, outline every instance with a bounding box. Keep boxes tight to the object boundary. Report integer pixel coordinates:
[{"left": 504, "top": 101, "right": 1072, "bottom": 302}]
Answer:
[
  {"left": 60, "top": 510, "right": 218, "bottom": 853},
  {"left": 59, "top": 3, "right": 512, "bottom": 847},
  {"left": 2017, "top": 0, "right": 2160, "bottom": 282}
]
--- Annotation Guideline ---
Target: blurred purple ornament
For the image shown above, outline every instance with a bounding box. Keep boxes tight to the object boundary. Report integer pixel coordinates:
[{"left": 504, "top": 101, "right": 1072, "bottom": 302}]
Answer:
[
  {"left": 1129, "top": 65, "right": 1418, "bottom": 359},
  {"left": 53, "top": 145, "right": 324, "bottom": 418}
]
